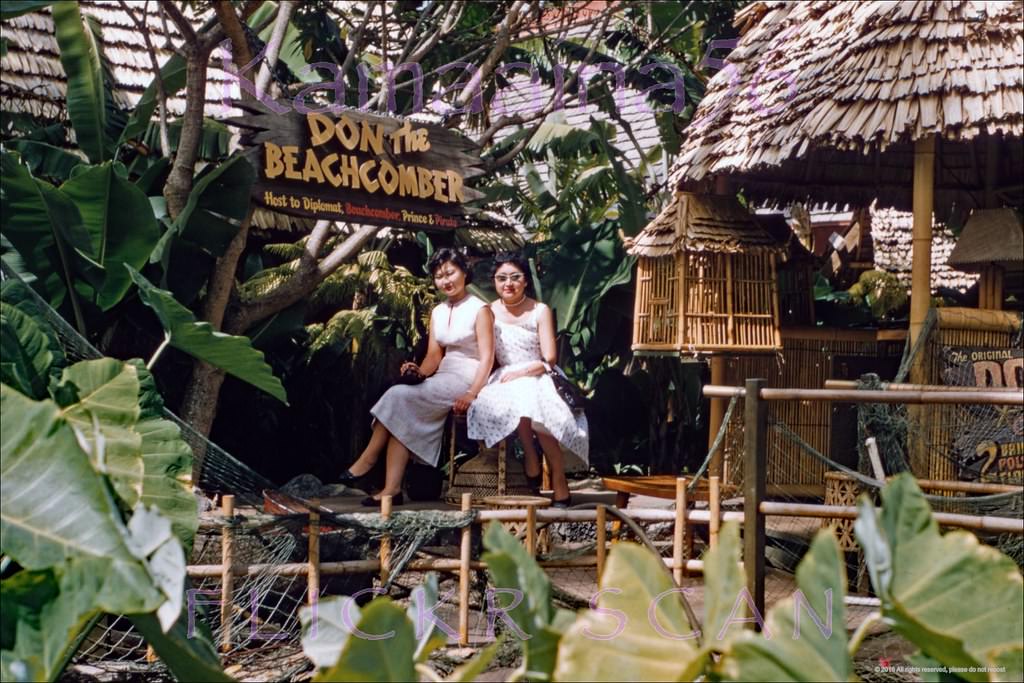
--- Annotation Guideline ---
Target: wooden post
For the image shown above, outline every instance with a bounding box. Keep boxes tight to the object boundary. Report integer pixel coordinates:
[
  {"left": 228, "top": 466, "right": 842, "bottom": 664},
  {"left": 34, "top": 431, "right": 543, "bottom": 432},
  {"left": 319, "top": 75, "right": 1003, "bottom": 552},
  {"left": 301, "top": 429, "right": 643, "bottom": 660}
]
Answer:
[
  {"left": 308, "top": 501, "right": 320, "bottom": 607},
  {"left": 743, "top": 379, "right": 767, "bottom": 626},
  {"left": 909, "top": 135, "right": 936, "bottom": 352},
  {"left": 458, "top": 493, "right": 472, "bottom": 646},
  {"left": 526, "top": 504, "right": 537, "bottom": 557},
  {"left": 709, "top": 475, "right": 721, "bottom": 549},
  {"left": 497, "top": 441, "right": 507, "bottom": 496},
  {"left": 708, "top": 355, "right": 727, "bottom": 478},
  {"left": 596, "top": 504, "right": 607, "bottom": 583},
  {"left": 380, "top": 495, "right": 393, "bottom": 585},
  {"left": 673, "top": 478, "right": 687, "bottom": 585},
  {"left": 220, "top": 495, "right": 235, "bottom": 653}
]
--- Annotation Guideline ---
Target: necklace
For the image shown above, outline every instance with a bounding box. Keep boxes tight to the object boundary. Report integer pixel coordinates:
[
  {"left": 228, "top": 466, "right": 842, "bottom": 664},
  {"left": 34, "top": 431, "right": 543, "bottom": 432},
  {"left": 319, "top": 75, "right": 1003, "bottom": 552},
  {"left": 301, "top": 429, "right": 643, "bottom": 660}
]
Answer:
[{"left": 505, "top": 295, "right": 528, "bottom": 309}]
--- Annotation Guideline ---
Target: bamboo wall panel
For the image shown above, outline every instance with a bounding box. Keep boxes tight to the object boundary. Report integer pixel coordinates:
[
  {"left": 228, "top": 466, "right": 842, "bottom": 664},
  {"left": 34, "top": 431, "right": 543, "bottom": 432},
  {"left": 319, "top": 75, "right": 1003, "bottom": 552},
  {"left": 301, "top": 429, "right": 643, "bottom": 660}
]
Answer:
[
  {"left": 722, "top": 333, "right": 904, "bottom": 490},
  {"left": 634, "top": 252, "right": 781, "bottom": 352}
]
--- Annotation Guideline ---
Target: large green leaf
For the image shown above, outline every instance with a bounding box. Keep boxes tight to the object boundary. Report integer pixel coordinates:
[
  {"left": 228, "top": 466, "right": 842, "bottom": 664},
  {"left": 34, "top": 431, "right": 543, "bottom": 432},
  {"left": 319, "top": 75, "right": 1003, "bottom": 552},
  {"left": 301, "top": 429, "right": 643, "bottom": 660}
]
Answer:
[
  {"left": 151, "top": 156, "right": 254, "bottom": 264},
  {"left": 130, "top": 598, "right": 233, "bottom": 682},
  {"left": 57, "top": 359, "right": 144, "bottom": 508},
  {"left": 3, "top": 140, "right": 84, "bottom": 183},
  {"left": 0, "top": 385, "right": 163, "bottom": 613},
  {"left": 127, "top": 267, "right": 287, "bottom": 403},
  {"left": 406, "top": 573, "right": 449, "bottom": 663},
  {"left": 52, "top": 2, "right": 108, "bottom": 163},
  {"left": 0, "top": 1, "right": 54, "bottom": 20},
  {"left": 554, "top": 542, "right": 703, "bottom": 682},
  {"left": 119, "top": 53, "right": 187, "bottom": 145},
  {"left": 0, "top": 152, "right": 94, "bottom": 328},
  {"left": 1, "top": 564, "right": 104, "bottom": 682},
  {"left": 0, "top": 303, "right": 55, "bottom": 399},
  {"left": 313, "top": 599, "right": 417, "bottom": 682},
  {"left": 700, "top": 521, "right": 748, "bottom": 649},
  {"left": 60, "top": 162, "right": 160, "bottom": 310},
  {"left": 855, "top": 474, "right": 1024, "bottom": 682},
  {"left": 483, "top": 522, "right": 575, "bottom": 679},
  {"left": 720, "top": 530, "right": 852, "bottom": 682},
  {"left": 540, "top": 220, "right": 635, "bottom": 338}
]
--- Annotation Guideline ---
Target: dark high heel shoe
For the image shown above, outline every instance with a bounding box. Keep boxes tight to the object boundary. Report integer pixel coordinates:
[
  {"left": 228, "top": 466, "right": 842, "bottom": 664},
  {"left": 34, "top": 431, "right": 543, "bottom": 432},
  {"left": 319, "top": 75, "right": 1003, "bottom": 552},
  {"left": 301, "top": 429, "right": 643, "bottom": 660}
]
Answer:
[
  {"left": 551, "top": 496, "right": 571, "bottom": 509},
  {"left": 360, "top": 493, "right": 404, "bottom": 507},
  {"left": 525, "top": 473, "right": 542, "bottom": 494},
  {"left": 339, "top": 469, "right": 362, "bottom": 486}
]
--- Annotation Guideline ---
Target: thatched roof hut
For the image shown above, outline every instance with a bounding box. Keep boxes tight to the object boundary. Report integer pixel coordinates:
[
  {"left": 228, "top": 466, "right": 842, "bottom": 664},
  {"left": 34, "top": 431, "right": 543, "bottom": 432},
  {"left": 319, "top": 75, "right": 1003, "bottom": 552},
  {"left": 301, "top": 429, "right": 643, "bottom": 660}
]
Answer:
[
  {"left": 627, "top": 192, "right": 787, "bottom": 353},
  {"left": 670, "top": 0, "right": 1023, "bottom": 214}
]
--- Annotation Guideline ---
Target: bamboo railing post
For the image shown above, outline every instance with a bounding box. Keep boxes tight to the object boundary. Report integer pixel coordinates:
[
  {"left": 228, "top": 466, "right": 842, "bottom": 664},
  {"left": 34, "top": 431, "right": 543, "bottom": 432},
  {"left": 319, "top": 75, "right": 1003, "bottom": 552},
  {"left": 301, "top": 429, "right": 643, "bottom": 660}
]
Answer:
[
  {"left": 744, "top": 379, "right": 767, "bottom": 626},
  {"left": 673, "top": 478, "right": 687, "bottom": 585},
  {"left": 458, "top": 493, "right": 472, "bottom": 646},
  {"left": 909, "top": 135, "right": 936, "bottom": 352},
  {"left": 220, "top": 495, "right": 235, "bottom": 653},
  {"left": 710, "top": 475, "right": 721, "bottom": 549},
  {"left": 596, "top": 505, "right": 607, "bottom": 583},
  {"left": 380, "top": 495, "right": 393, "bottom": 585},
  {"left": 308, "top": 501, "right": 320, "bottom": 607},
  {"left": 526, "top": 504, "right": 537, "bottom": 557},
  {"left": 708, "top": 356, "right": 727, "bottom": 478}
]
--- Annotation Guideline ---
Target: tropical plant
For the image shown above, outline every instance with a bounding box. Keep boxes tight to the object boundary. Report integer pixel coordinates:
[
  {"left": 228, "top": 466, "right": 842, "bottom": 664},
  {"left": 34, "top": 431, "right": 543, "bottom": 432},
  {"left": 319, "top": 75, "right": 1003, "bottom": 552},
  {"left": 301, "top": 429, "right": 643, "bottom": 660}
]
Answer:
[
  {"left": 0, "top": 284, "right": 228, "bottom": 681},
  {"left": 291, "top": 474, "right": 1023, "bottom": 682}
]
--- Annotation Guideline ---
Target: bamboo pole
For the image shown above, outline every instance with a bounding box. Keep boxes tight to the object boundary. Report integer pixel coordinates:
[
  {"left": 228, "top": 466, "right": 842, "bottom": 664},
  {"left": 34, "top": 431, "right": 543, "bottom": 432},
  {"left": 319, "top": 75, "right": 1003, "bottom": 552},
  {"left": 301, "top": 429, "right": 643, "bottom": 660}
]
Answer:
[
  {"left": 220, "top": 495, "right": 235, "bottom": 653},
  {"left": 458, "top": 493, "right": 472, "bottom": 646},
  {"left": 708, "top": 356, "right": 727, "bottom": 477},
  {"left": 526, "top": 504, "right": 537, "bottom": 557},
  {"left": 759, "top": 501, "right": 1024, "bottom": 533},
  {"left": 909, "top": 135, "right": 936, "bottom": 352},
  {"left": 596, "top": 504, "right": 607, "bottom": 583},
  {"left": 744, "top": 379, "right": 767, "bottom": 625},
  {"left": 672, "top": 478, "right": 687, "bottom": 584},
  {"left": 308, "top": 501, "right": 320, "bottom": 607},
  {"left": 703, "top": 385, "right": 1022, "bottom": 406},
  {"left": 709, "top": 475, "right": 721, "bottom": 549},
  {"left": 824, "top": 379, "right": 1020, "bottom": 393},
  {"left": 936, "top": 306, "right": 1021, "bottom": 332},
  {"left": 379, "top": 495, "right": 393, "bottom": 585}
]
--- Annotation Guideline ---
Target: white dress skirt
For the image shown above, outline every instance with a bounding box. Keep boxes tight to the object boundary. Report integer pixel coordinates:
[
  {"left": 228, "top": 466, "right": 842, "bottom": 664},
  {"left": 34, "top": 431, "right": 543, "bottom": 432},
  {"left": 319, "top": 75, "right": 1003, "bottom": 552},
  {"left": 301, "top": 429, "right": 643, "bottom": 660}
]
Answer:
[
  {"left": 467, "top": 303, "right": 589, "bottom": 470},
  {"left": 370, "top": 295, "right": 487, "bottom": 467}
]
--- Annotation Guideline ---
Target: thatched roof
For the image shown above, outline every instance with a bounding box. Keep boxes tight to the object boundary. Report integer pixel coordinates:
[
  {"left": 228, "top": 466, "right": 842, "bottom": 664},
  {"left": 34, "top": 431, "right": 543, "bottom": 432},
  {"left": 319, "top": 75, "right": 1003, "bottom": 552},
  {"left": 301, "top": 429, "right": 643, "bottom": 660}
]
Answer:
[
  {"left": 948, "top": 208, "right": 1024, "bottom": 271},
  {"left": 625, "top": 192, "right": 786, "bottom": 257},
  {"left": 1, "top": 1, "right": 239, "bottom": 122},
  {"left": 669, "top": 0, "right": 1024, "bottom": 214},
  {"left": 870, "top": 206, "right": 978, "bottom": 293}
]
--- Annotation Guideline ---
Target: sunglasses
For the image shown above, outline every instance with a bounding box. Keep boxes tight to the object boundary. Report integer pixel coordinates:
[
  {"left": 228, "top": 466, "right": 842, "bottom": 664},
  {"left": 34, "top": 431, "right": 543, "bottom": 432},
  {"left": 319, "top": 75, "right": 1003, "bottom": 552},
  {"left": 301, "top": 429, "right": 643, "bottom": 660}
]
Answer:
[{"left": 494, "top": 274, "right": 525, "bottom": 284}]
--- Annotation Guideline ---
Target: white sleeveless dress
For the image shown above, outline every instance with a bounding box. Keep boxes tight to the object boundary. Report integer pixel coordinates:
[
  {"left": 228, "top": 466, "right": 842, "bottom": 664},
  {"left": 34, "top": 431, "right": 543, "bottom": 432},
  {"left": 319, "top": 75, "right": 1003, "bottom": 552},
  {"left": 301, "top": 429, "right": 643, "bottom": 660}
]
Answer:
[
  {"left": 467, "top": 303, "right": 589, "bottom": 470},
  {"left": 370, "top": 295, "right": 487, "bottom": 467}
]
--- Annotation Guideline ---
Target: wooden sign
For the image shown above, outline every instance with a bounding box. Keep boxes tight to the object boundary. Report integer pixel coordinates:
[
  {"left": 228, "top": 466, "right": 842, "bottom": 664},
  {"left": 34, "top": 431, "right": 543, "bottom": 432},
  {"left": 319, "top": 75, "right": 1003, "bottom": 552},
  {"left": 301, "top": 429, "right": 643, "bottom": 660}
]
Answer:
[
  {"left": 941, "top": 346, "right": 1023, "bottom": 483},
  {"left": 226, "top": 102, "right": 486, "bottom": 230}
]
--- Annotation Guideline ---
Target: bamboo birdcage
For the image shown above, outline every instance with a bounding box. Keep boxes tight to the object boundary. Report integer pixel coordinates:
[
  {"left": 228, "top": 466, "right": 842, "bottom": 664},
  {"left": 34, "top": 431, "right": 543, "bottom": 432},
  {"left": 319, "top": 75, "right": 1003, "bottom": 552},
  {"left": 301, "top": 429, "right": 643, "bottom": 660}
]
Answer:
[{"left": 627, "top": 192, "right": 786, "bottom": 353}]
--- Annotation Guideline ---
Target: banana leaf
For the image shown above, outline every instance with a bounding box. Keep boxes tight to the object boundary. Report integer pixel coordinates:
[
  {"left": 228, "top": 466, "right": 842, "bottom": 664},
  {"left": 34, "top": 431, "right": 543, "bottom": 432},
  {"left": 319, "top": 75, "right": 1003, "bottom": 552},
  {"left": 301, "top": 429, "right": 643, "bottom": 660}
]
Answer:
[
  {"left": 52, "top": 2, "right": 108, "bottom": 163},
  {"left": 127, "top": 267, "right": 287, "bottom": 403},
  {"left": 60, "top": 162, "right": 160, "bottom": 310}
]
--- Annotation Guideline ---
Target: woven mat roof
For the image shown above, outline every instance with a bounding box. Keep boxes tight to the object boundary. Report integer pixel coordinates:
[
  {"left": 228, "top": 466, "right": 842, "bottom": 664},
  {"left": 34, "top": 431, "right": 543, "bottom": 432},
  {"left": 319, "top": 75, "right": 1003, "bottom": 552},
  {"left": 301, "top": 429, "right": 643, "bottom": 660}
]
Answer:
[
  {"left": 669, "top": 1, "right": 1024, "bottom": 214},
  {"left": 1, "top": 1, "right": 240, "bottom": 122},
  {"left": 626, "top": 192, "right": 786, "bottom": 257},
  {"left": 948, "top": 208, "right": 1024, "bottom": 270},
  {"left": 870, "top": 206, "right": 978, "bottom": 292}
]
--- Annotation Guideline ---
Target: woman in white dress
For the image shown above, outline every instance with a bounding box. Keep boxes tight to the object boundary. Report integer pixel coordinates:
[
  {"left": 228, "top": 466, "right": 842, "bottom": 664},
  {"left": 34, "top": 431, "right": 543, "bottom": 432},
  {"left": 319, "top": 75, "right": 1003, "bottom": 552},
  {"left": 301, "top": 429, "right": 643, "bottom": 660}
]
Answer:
[
  {"left": 340, "top": 248, "right": 494, "bottom": 506},
  {"left": 467, "top": 253, "right": 589, "bottom": 507}
]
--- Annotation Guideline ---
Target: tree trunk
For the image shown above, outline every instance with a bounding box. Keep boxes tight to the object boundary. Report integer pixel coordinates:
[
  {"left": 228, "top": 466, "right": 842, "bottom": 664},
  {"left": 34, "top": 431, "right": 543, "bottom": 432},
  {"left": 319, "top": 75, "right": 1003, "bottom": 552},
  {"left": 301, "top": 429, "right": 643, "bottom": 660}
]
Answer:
[
  {"left": 163, "top": 44, "right": 211, "bottom": 219},
  {"left": 182, "top": 361, "right": 228, "bottom": 481}
]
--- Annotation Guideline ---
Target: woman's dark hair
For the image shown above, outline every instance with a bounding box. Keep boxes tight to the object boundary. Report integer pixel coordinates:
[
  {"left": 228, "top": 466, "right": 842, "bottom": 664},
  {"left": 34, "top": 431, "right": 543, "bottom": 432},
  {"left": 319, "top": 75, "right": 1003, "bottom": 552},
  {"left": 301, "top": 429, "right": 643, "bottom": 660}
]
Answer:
[
  {"left": 492, "top": 251, "right": 533, "bottom": 284},
  {"left": 427, "top": 247, "right": 473, "bottom": 284}
]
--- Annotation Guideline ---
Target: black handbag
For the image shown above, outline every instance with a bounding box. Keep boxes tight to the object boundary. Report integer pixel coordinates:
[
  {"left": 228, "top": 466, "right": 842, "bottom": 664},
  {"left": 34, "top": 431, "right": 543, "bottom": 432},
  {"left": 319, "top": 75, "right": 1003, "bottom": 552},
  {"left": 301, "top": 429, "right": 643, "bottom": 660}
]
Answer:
[
  {"left": 396, "top": 367, "right": 425, "bottom": 385},
  {"left": 546, "top": 365, "right": 585, "bottom": 414}
]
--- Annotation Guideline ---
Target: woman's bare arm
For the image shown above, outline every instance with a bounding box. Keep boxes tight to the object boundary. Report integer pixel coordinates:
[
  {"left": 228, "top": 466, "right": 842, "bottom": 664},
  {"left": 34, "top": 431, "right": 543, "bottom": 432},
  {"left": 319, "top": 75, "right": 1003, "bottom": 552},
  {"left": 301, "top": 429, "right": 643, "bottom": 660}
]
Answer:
[
  {"left": 405, "top": 316, "right": 444, "bottom": 377},
  {"left": 453, "top": 307, "right": 495, "bottom": 412}
]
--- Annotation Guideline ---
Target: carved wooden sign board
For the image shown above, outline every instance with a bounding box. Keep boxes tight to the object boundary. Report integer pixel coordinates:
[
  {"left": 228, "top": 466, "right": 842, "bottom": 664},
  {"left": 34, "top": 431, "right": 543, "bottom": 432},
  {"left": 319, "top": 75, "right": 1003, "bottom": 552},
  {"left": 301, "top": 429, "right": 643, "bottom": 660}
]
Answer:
[{"left": 226, "top": 103, "right": 485, "bottom": 230}]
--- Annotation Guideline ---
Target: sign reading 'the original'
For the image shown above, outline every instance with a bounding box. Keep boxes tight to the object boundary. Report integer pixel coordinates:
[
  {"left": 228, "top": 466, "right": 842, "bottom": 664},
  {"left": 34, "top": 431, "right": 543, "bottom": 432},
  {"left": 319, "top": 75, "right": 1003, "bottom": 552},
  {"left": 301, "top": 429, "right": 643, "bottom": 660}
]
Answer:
[
  {"left": 941, "top": 346, "right": 1023, "bottom": 483},
  {"left": 228, "top": 103, "right": 485, "bottom": 230}
]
